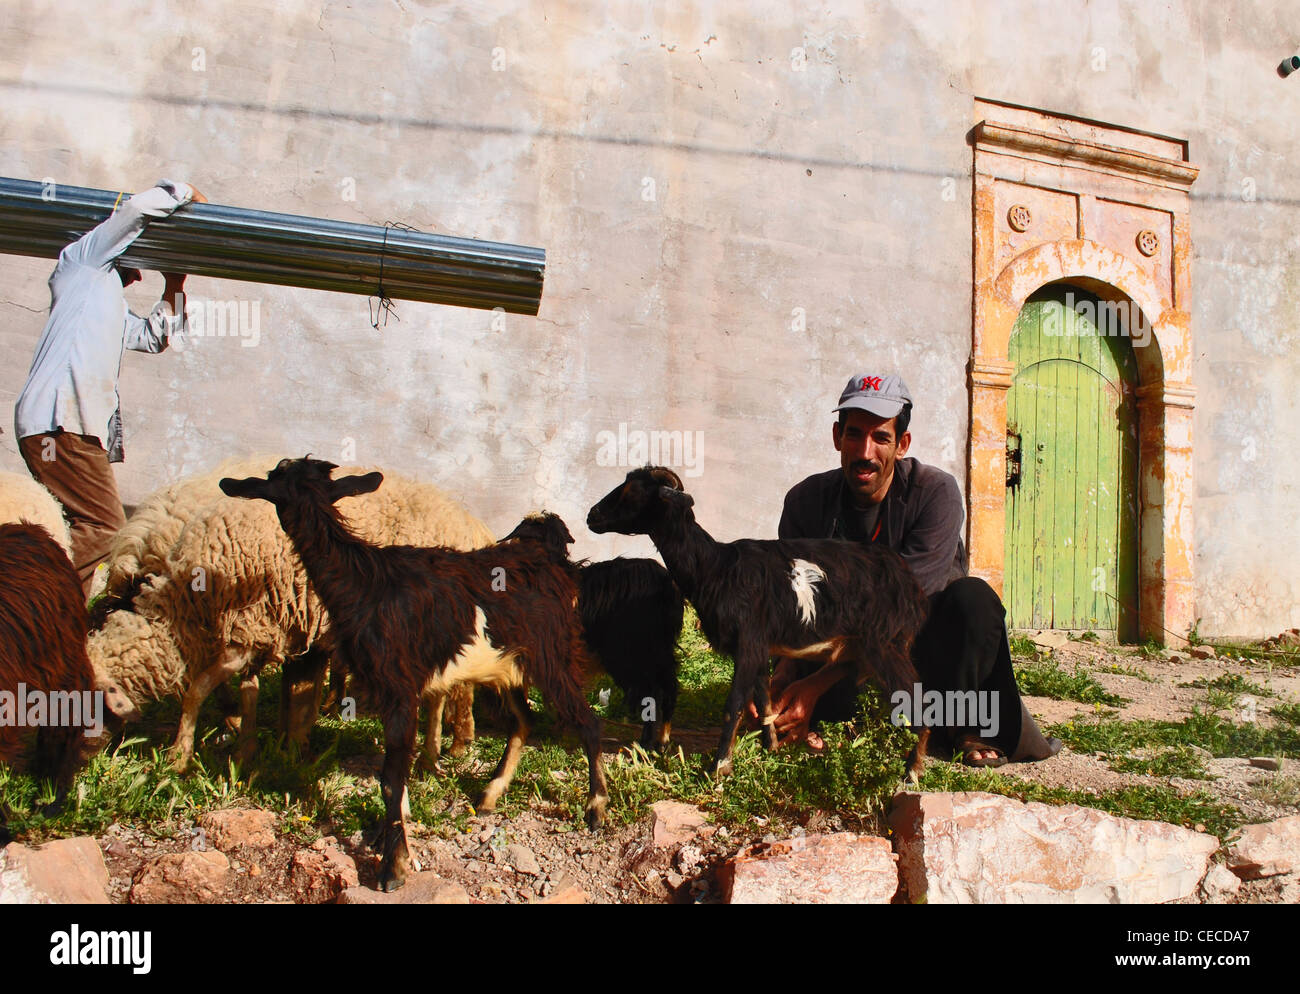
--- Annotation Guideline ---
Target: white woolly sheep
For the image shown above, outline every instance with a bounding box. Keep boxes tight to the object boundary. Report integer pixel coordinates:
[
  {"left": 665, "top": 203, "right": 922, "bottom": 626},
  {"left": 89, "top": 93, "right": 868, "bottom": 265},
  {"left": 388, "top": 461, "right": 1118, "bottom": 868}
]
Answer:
[
  {"left": 88, "top": 464, "right": 495, "bottom": 771},
  {"left": 0, "top": 471, "right": 72, "bottom": 556}
]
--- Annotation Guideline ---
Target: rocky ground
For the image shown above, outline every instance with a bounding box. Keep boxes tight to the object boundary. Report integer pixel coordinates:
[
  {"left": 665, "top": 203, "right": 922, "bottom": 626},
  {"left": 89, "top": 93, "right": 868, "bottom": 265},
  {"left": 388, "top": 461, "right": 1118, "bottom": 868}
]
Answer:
[{"left": 3, "top": 633, "right": 1298, "bottom": 904}]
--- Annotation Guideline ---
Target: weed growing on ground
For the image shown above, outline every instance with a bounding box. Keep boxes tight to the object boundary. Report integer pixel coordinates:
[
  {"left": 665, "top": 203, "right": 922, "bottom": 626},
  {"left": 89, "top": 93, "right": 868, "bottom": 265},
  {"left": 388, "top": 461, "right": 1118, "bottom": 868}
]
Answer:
[
  {"left": 1180, "top": 673, "right": 1273, "bottom": 698},
  {"left": 1008, "top": 634, "right": 1039, "bottom": 659},
  {"left": 1014, "top": 658, "right": 1125, "bottom": 707},
  {"left": 1098, "top": 663, "right": 1158, "bottom": 683}
]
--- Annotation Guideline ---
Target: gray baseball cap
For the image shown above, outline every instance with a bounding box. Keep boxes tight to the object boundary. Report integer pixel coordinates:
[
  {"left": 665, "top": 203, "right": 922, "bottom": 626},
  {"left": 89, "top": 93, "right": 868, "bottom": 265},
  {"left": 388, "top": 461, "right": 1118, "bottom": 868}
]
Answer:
[{"left": 833, "top": 373, "right": 913, "bottom": 418}]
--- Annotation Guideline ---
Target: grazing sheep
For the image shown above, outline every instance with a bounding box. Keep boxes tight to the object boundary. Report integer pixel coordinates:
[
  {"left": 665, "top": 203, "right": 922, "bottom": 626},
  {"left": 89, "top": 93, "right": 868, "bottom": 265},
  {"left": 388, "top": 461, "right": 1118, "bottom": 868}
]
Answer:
[
  {"left": 88, "top": 464, "right": 492, "bottom": 771},
  {"left": 587, "top": 466, "right": 929, "bottom": 777},
  {"left": 0, "top": 524, "right": 105, "bottom": 808},
  {"left": 0, "top": 472, "right": 72, "bottom": 556},
  {"left": 502, "top": 513, "right": 684, "bottom": 749},
  {"left": 220, "top": 458, "right": 607, "bottom": 892}
]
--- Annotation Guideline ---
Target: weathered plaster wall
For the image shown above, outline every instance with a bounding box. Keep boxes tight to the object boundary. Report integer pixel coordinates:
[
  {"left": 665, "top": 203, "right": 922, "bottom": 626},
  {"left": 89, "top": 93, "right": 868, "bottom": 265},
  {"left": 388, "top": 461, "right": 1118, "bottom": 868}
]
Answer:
[{"left": 1, "top": 1, "right": 1297, "bottom": 636}]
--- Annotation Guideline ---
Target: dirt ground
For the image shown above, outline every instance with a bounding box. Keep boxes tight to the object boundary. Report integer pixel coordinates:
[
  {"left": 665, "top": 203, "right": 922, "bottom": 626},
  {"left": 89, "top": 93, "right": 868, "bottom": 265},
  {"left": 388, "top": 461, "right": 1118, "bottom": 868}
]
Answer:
[{"left": 68, "top": 636, "right": 1300, "bottom": 903}]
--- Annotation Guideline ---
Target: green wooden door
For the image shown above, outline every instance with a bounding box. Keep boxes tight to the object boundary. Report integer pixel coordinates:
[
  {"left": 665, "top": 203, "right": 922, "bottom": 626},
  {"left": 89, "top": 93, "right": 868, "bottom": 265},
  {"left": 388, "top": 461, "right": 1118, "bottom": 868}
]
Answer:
[{"left": 1004, "top": 284, "right": 1139, "bottom": 638}]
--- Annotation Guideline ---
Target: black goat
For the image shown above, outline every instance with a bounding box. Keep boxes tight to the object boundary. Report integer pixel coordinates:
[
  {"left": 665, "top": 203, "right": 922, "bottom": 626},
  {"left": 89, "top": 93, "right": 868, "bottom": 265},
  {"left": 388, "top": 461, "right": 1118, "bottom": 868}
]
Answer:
[
  {"left": 221, "top": 458, "right": 606, "bottom": 892},
  {"left": 587, "top": 466, "right": 928, "bottom": 776},
  {"left": 502, "top": 513, "right": 684, "bottom": 749}
]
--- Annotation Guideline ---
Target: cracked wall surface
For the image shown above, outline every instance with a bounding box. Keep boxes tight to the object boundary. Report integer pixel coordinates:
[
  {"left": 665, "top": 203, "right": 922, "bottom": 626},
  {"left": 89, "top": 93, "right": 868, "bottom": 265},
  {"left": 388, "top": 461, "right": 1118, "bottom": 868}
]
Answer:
[{"left": 0, "top": 1, "right": 1297, "bottom": 636}]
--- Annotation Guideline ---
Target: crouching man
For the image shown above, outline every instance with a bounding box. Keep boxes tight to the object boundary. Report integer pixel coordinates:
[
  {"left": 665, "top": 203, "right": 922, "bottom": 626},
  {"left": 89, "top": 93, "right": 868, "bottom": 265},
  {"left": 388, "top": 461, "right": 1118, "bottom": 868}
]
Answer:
[{"left": 769, "top": 372, "right": 1061, "bottom": 766}]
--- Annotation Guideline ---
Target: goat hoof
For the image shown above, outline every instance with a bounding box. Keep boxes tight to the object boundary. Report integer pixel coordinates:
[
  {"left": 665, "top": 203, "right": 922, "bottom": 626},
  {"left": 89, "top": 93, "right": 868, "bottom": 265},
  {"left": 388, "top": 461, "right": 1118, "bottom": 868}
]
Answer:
[
  {"left": 474, "top": 793, "right": 497, "bottom": 814},
  {"left": 447, "top": 741, "right": 469, "bottom": 758},
  {"left": 584, "top": 804, "right": 607, "bottom": 831},
  {"left": 377, "top": 866, "right": 407, "bottom": 893},
  {"left": 710, "top": 758, "right": 733, "bottom": 779}
]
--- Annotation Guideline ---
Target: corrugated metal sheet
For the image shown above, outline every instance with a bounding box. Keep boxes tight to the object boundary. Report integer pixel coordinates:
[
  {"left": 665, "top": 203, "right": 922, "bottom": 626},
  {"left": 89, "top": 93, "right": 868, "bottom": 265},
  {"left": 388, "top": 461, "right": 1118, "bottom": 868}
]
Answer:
[{"left": 0, "top": 178, "right": 545, "bottom": 314}]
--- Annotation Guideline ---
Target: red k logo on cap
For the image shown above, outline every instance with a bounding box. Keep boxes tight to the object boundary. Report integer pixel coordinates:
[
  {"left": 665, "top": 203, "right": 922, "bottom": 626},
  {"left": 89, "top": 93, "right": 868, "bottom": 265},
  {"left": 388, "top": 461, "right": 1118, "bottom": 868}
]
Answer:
[{"left": 860, "top": 376, "right": 883, "bottom": 391}]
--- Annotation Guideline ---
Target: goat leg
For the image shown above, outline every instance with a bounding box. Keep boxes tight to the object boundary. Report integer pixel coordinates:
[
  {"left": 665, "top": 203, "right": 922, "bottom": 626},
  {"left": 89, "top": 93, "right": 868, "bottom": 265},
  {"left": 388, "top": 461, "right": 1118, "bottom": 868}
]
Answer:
[
  {"left": 752, "top": 678, "right": 778, "bottom": 752},
  {"left": 446, "top": 684, "right": 474, "bottom": 757},
  {"left": 906, "top": 726, "right": 931, "bottom": 784},
  {"left": 712, "top": 644, "right": 766, "bottom": 777},
  {"left": 417, "top": 690, "right": 447, "bottom": 773},
  {"left": 376, "top": 704, "right": 417, "bottom": 893},
  {"left": 477, "top": 687, "right": 530, "bottom": 813}
]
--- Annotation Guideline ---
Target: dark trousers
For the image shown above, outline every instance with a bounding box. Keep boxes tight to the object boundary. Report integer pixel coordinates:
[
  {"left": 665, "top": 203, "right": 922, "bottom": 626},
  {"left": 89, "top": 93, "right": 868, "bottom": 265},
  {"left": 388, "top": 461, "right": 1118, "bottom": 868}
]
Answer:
[
  {"left": 19, "top": 430, "right": 126, "bottom": 596},
  {"left": 808, "top": 576, "right": 1044, "bottom": 759}
]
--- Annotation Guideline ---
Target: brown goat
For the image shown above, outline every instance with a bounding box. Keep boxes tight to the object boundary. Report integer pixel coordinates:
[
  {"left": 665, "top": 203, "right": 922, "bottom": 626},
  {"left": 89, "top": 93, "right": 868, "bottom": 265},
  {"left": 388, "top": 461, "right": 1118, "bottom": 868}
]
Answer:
[
  {"left": 0, "top": 523, "right": 128, "bottom": 811},
  {"left": 221, "top": 458, "right": 606, "bottom": 892}
]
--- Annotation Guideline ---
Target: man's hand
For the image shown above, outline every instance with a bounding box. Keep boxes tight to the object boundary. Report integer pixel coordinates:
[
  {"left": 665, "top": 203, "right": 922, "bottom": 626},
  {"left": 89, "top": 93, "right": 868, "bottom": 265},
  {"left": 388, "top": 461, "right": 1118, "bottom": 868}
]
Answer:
[
  {"left": 159, "top": 272, "right": 187, "bottom": 316},
  {"left": 772, "top": 676, "right": 826, "bottom": 750}
]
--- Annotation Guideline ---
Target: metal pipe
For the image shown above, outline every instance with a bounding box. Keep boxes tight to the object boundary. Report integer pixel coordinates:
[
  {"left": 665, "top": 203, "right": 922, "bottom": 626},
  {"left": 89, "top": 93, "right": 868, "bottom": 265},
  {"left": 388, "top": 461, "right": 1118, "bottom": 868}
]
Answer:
[{"left": 0, "top": 178, "right": 546, "bottom": 315}]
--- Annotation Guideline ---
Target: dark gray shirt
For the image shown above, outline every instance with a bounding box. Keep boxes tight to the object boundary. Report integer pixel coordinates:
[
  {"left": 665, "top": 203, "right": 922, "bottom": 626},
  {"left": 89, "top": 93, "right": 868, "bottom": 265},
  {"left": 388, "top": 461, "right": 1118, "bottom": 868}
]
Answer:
[{"left": 778, "top": 458, "right": 968, "bottom": 597}]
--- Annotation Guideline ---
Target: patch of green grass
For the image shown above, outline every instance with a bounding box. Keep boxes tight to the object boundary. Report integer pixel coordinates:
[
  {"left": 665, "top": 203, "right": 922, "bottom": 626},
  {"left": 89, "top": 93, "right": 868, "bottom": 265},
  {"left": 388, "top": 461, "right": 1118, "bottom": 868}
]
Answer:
[
  {"left": 1187, "top": 617, "right": 1205, "bottom": 647},
  {"left": 1107, "top": 746, "right": 1211, "bottom": 780},
  {"left": 1272, "top": 701, "right": 1300, "bottom": 727},
  {"left": 1014, "top": 658, "right": 1125, "bottom": 707},
  {"left": 1138, "top": 637, "right": 1165, "bottom": 660},
  {"left": 1098, "top": 663, "right": 1158, "bottom": 683},
  {"left": 1207, "top": 642, "right": 1300, "bottom": 667},
  {"left": 1077, "top": 630, "right": 1100, "bottom": 643},
  {"left": 1049, "top": 707, "right": 1300, "bottom": 760},
  {"left": 1179, "top": 673, "right": 1273, "bottom": 698},
  {"left": 1008, "top": 634, "right": 1039, "bottom": 659},
  {"left": 671, "top": 607, "right": 733, "bottom": 729},
  {"left": 915, "top": 761, "right": 1240, "bottom": 838}
]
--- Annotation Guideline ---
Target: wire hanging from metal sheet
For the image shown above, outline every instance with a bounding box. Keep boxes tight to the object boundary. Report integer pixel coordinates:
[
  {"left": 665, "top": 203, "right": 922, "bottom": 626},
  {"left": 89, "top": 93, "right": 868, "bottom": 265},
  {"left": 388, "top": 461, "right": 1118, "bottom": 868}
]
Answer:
[{"left": 368, "top": 221, "right": 419, "bottom": 329}]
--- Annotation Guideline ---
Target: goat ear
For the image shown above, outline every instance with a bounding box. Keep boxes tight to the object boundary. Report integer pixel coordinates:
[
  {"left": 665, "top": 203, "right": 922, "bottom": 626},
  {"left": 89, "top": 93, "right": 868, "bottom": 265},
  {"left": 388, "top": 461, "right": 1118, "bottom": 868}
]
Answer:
[
  {"left": 659, "top": 485, "right": 694, "bottom": 508},
  {"left": 329, "top": 471, "right": 383, "bottom": 501},
  {"left": 220, "top": 476, "right": 271, "bottom": 500}
]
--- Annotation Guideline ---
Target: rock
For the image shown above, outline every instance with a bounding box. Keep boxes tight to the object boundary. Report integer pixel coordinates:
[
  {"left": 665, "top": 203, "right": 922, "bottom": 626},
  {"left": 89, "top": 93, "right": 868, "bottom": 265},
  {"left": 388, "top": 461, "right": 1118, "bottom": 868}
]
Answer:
[
  {"left": 479, "top": 882, "right": 506, "bottom": 901},
  {"left": 1226, "top": 815, "right": 1300, "bottom": 880},
  {"left": 531, "top": 876, "right": 588, "bottom": 904},
  {"left": 1188, "top": 646, "right": 1216, "bottom": 660},
  {"left": 0, "top": 839, "right": 112, "bottom": 904},
  {"left": 290, "top": 848, "right": 360, "bottom": 904},
  {"left": 1029, "top": 630, "right": 1069, "bottom": 650},
  {"left": 504, "top": 844, "right": 541, "bottom": 876},
  {"left": 674, "top": 843, "right": 705, "bottom": 875},
  {"left": 197, "top": 809, "right": 277, "bottom": 851},
  {"left": 721, "top": 833, "right": 898, "bottom": 904},
  {"left": 649, "top": 801, "right": 708, "bottom": 847},
  {"left": 665, "top": 870, "right": 684, "bottom": 889},
  {"left": 130, "top": 850, "right": 230, "bottom": 904},
  {"left": 890, "top": 791, "right": 1218, "bottom": 903},
  {"left": 1199, "top": 863, "right": 1242, "bottom": 903},
  {"left": 1250, "top": 757, "right": 1283, "bottom": 772},
  {"left": 338, "top": 872, "right": 470, "bottom": 904}
]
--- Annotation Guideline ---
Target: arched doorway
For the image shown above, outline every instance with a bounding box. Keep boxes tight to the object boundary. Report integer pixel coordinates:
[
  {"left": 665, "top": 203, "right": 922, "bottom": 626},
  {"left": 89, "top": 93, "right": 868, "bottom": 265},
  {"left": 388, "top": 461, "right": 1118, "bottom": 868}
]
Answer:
[{"left": 1003, "top": 284, "right": 1139, "bottom": 639}]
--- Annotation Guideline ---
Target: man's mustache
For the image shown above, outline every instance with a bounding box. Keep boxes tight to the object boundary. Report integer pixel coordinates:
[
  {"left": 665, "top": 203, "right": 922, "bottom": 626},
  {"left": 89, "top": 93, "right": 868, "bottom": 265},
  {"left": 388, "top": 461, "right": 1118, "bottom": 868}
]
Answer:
[{"left": 851, "top": 460, "right": 881, "bottom": 475}]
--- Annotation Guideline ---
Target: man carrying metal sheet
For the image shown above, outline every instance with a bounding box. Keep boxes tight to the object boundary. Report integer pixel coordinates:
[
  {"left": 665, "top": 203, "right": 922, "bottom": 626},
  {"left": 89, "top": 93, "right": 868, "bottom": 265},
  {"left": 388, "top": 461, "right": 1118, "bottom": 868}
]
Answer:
[{"left": 13, "top": 179, "right": 205, "bottom": 596}]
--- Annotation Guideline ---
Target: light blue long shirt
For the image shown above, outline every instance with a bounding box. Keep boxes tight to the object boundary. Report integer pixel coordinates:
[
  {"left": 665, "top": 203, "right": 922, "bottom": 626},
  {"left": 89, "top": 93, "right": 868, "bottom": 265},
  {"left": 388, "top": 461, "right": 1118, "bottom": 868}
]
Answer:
[{"left": 14, "top": 180, "right": 194, "bottom": 462}]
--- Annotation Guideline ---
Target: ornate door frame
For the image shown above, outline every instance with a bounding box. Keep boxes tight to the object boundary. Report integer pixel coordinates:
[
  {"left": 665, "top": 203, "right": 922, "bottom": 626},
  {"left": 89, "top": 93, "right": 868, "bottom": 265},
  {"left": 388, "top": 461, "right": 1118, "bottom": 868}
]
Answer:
[{"left": 967, "top": 100, "right": 1199, "bottom": 644}]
